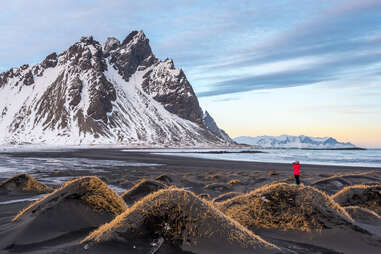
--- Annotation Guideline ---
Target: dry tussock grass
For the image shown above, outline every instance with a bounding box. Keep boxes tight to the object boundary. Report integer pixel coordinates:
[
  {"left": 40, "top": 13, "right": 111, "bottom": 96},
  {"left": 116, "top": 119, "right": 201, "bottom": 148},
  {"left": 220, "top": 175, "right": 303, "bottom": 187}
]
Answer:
[
  {"left": 218, "top": 183, "right": 352, "bottom": 232},
  {"left": 198, "top": 193, "right": 211, "bottom": 200},
  {"left": 83, "top": 187, "right": 279, "bottom": 251},
  {"left": 228, "top": 179, "right": 240, "bottom": 185},
  {"left": 212, "top": 192, "right": 241, "bottom": 203},
  {"left": 204, "top": 183, "right": 232, "bottom": 191},
  {"left": 268, "top": 170, "right": 278, "bottom": 177},
  {"left": 13, "top": 176, "right": 127, "bottom": 222},
  {"left": 332, "top": 184, "right": 381, "bottom": 214},
  {"left": 206, "top": 173, "right": 220, "bottom": 180},
  {"left": 79, "top": 177, "right": 128, "bottom": 215},
  {"left": 0, "top": 173, "right": 52, "bottom": 193}
]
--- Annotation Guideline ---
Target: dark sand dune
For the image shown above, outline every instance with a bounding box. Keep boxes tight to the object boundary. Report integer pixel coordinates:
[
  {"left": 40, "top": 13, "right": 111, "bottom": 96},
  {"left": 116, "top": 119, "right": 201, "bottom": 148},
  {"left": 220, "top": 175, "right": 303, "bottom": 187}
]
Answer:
[
  {"left": 345, "top": 206, "right": 381, "bottom": 224},
  {"left": 218, "top": 183, "right": 354, "bottom": 231},
  {"left": 121, "top": 179, "right": 167, "bottom": 205},
  {"left": 0, "top": 176, "right": 127, "bottom": 251},
  {"left": 83, "top": 188, "right": 280, "bottom": 254},
  {"left": 218, "top": 183, "right": 381, "bottom": 254},
  {"left": 312, "top": 171, "right": 381, "bottom": 194},
  {"left": 332, "top": 184, "right": 381, "bottom": 214},
  {"left": 0, "top": 174, "right": 52, "bottom": 194},
  {"left": 204, "top": 183, "right": 232, "bottom": 192}
]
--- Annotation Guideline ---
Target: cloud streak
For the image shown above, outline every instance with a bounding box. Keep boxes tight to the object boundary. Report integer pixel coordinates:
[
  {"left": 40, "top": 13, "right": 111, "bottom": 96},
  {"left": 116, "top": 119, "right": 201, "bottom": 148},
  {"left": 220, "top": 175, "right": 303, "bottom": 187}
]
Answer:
[{"left": 1, "top": 0, "right": 380, "bottom": 99}]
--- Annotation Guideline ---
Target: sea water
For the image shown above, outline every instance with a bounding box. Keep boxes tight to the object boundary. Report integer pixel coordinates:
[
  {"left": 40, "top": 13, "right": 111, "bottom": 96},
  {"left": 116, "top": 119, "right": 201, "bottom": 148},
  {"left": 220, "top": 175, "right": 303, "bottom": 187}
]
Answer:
[{"left": 154, "top": 148, "right": 381, "bottom": 168}]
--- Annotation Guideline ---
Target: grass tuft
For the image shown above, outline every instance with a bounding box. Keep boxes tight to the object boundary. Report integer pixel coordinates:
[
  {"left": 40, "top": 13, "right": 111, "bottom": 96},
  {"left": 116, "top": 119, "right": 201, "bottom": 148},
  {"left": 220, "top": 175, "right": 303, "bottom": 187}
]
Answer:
[
  {"left": 0, "top": 173, "right": 52, "bottom": 193},
  {"left": 82, "top": 188, "right": 279, "bottom": 251},
  {"left": 12, "top": 176, "right": 127, "bottom": 222},
  {"left": 218, "top": 183, "right": 352, "bottom": 232},
  {"left": 228, "top": 179, "right": 241, "bottom": 185}
]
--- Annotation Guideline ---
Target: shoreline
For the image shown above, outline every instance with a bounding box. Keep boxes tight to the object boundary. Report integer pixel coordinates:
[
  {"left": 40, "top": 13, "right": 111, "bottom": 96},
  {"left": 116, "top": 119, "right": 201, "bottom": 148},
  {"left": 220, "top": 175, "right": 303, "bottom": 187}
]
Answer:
[{"left": 3, "top": 148, "right": 381, "bottom": 172}]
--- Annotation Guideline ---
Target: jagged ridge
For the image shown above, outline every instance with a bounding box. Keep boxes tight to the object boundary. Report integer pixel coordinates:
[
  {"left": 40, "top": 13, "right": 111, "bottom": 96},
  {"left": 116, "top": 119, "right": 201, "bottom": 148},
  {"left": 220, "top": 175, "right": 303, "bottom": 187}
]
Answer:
[{"left": 0, "top": 31, "right": 232, "bottom": 146}]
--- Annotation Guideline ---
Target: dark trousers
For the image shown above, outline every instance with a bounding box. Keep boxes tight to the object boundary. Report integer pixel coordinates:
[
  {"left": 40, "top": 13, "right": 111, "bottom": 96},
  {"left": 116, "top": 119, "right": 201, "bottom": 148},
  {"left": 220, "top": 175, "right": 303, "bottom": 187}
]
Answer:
[{"left": 294, "top": 175, "right": 300, "bottom": 185}]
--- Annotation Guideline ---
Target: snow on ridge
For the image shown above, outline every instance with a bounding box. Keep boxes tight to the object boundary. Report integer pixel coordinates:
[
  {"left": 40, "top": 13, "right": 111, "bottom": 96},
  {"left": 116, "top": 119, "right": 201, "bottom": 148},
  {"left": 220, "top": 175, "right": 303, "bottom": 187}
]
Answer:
[
  {"left": 0, "top": 31, "right": 229, "bottom": 146},
  {"left": 234, "top": 135, "right": 357, "bottom": 149},
  {"left": 103, "top": 60, "right": 209, "bottom": 145}
]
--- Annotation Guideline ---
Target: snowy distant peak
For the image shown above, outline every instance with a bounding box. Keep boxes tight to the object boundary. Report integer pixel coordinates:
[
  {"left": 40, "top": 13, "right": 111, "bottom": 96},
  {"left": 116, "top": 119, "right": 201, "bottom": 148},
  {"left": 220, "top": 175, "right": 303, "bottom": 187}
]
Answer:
[
  {"left": 202, "top": 111, "right": 233, "bottom": 143},
  {"left": 234, "top": 135, "right": 357, "bottom": 149}
]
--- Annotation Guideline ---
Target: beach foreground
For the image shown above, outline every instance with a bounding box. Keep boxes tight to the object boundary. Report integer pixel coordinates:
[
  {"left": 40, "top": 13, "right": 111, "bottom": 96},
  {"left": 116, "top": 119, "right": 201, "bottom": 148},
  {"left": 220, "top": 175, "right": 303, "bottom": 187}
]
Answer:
[{"left": 1, "top": 148, "right": 381, "bottom": 254}]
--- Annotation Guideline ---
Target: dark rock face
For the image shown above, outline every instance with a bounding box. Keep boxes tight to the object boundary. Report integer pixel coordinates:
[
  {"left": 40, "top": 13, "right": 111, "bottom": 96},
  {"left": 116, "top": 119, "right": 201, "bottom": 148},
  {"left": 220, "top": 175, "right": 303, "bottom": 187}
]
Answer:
[
  {"left": 203, "top": 111, "right": 233, "bottom": 142},
  {"left": 68, "top": 77, "right": 83, "bottom": 108},
  {"left": 142, "top": 60, "right": 204, "bottom": 124},
  {"left": 61, "top": 36, "right": 116, "bottom": 123},
  {"left": 86, "top": 76, "right": 116, "bottom": 122},
  {"left": 109, "top": 31, "right": 156, "bottom": 81},
  {"left": 23, "top": 71, "right": 34, "bottom": 86},
  {"left": 103, "top": 37, "right": 120, "bottom": 54},
  {"left": 0, "top": 64, "right": 29, "bottom": 88},
  {"left": 41, "top": 53, "right": 58, "bottom": 69},
  {"left": 104, "top": 31, "right": 205, "bottom": 125}
]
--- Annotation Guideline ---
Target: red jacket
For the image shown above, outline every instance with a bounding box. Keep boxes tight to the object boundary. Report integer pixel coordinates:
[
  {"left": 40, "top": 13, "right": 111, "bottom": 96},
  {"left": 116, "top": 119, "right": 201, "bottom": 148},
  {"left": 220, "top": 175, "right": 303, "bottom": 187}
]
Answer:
[{"left": 293, "top": 163, "right": 300, "bottom": 175}]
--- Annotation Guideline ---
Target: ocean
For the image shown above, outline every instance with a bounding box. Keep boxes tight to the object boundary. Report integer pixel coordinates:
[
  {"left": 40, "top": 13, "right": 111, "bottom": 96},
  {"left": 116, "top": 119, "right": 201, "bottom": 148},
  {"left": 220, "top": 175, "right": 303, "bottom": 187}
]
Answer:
[
  {"left": 0, "top": 148, "right": 380, "bottom": 183},
  {"left": 155, "top": 148, "right": 381, "bottom": 168}
]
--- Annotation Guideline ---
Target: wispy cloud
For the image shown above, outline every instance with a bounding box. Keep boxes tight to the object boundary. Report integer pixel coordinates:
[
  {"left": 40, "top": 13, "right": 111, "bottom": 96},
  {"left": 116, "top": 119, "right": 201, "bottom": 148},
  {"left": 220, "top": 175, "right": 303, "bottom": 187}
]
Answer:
[
  {"left": 1, "top": 0, "right": 381, "bottom": 98},
  {"left": 191, "top": 0, "right": 381, "bottom": 96}
]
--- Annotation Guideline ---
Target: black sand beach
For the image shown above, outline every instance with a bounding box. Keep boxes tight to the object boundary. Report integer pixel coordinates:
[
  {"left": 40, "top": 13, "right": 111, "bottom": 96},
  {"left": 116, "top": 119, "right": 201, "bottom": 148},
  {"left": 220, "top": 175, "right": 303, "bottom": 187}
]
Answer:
[{"left": 1, "top": 148, "right": 381, "bottom": 253}]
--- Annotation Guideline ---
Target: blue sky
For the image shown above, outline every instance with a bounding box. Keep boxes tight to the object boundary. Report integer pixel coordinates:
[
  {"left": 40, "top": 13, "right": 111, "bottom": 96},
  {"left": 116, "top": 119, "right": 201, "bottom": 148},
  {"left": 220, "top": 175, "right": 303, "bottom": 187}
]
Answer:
[{"left": 1, "top": 0, "right": 381, "bottom": 147}]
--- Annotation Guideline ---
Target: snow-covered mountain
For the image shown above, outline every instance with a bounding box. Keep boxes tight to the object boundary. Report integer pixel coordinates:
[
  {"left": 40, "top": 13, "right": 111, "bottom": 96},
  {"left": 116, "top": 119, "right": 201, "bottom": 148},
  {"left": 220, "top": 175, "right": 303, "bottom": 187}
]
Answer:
[
  {"left": 0, "top": 31, "right": 231, "bottom": 146},
  {"left": 234, "top": 135, "right": 358, "bottom": 149}
]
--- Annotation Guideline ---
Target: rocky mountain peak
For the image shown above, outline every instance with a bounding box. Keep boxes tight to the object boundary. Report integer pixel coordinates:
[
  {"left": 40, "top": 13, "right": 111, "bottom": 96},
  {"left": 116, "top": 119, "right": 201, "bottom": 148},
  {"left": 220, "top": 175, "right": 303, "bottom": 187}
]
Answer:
[
  {"left": 121, "top": 30, "right": 146, "bottom": 45},
  {"left": 80, "top": 35, "right": 95, "bottom": 44},
  {"left": 108, "top": 31, "right": 156, "bottom": 82},
  {"left": 0, "top": 30, "right": 232, "bottom": 146},
  {"left": 103, "top": 37, "right": 120, "bottom": 53},
  {"left": 41, "top": 53, "right": 58, "bottom": 69}
]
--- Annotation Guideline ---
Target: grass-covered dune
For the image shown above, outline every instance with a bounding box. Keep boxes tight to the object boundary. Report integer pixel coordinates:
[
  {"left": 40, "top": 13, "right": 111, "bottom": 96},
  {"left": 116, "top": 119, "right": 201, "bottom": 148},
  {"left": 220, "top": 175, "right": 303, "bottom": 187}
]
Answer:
[
  {"left": 332, "top": 184, "right": 381, "bottom": 215},
  {"left": 83, "top": 187, "right": 280, "bottom": 254},
  {"left": 217, "top": 183, "right": 353, "bottom": 232},
  {"left": 1, "top": 176, "right": 127, "bottom": 249},
  {"left": 0, "top": 173, "right": 52, "bottom": 194},
  {"left": 121, "top": 179, "right": 167, "bottom": 205}
]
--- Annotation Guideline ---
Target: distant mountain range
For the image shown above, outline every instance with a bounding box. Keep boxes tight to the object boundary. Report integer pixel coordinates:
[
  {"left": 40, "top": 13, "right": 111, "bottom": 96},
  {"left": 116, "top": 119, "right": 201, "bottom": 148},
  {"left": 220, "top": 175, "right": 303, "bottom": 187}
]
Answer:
[{"left": 234, "top": 135, "right": 359, "bottom": 149}]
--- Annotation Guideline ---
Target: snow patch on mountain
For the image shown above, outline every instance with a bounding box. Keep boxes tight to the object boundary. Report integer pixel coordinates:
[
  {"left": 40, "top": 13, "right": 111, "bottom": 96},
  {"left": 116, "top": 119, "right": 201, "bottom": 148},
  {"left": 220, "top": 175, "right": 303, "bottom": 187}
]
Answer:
[{"left": 234, "top": 135, "right": 358, "bottom": 149}]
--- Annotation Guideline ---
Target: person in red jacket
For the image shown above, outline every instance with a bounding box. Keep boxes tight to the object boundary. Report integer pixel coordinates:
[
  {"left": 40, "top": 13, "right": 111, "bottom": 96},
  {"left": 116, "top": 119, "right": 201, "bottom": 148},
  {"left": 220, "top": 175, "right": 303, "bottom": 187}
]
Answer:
[{"left": 292, "top": 161, "right": 301, "bottom": 186}]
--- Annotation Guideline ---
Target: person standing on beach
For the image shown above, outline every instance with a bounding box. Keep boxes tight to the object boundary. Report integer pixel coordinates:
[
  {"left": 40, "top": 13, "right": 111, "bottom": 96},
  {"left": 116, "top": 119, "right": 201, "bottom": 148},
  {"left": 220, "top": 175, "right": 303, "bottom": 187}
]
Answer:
[{"left": 292, "top": 161, "right": 301, "bottom": 186}]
